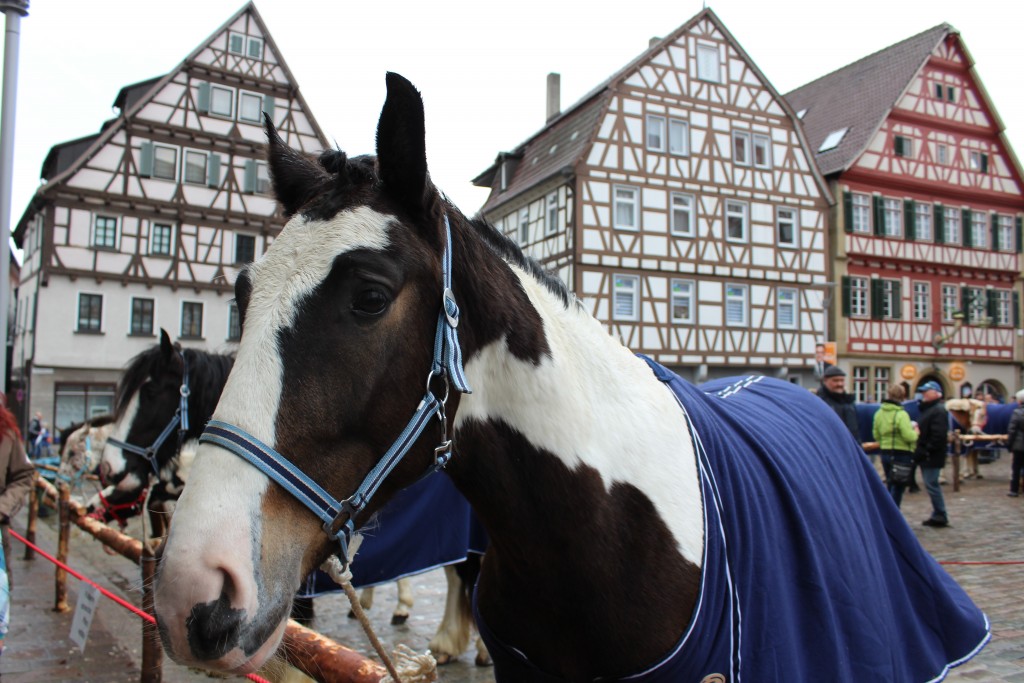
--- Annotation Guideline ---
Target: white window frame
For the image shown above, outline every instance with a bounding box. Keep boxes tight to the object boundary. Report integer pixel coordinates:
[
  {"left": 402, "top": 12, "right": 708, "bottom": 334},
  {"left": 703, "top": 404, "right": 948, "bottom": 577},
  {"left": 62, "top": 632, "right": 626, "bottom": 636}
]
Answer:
[
  {"left": 752, "top": 134, "right": 771, "bottom": 169},
  {"left": 228, "top": 301, "right": 242, "bottom": 341},
  {"left": 732, "top": 130, "right": 751, "bottom": 166},
  {"left": 851, "top": 193, "right": 871, "bottom": 234},
  {"left": 613, "top": 185, "right": 639, "bottom": 231},
  {"left": 997, "top": 215, "right": 1014, "bottom": 252},
  {"left": 971, "top": 213, "right": 988, "bottom": 248},
  {"left": 228, "top": 31, "right": 245, "bottom": 55},
  {"left": 150, "top": 222, "right": 174, "bottom": 256},
  {"left": 210, "top": 85, "right": 234, "bottom": 118},
  {"left": 776, "top": 207, "right": 798, "bottom": 247},
  {"left": 969, "top": 150, "right": 986, "bottom": 172},
  {"left": 668, "top": 119, "right": 689, "bottom": 155},
  {"left": 776, "top": 287, "right": 798, "bottom": 329},
  {"left": 852, "top": 366, "right": 869, "bottom": 403},
  {"left": 725, "top": 283, "right": 749, "bottom": 327},
  {"left": 873, "top": 367, "right": 891, "bottom": 405},
  {"left": 238, "top": 91, "right": 262, "bottom": 123},
  {"left": 247, "top": 36, "right": 264, "bottom": 60},
  {"left": 912, "top": 281, "right": 930, "bottom": 321},
  {"left": 915, "top": 203, "right": 933, "bottom": 242},
  {"left": 968, "top": 287, "right": 987, "bottom": 324},
  {"left": 995, "top": 289, "right": 1013, "bottom": 326},
  {"left": 546, "top": 192, "right": 558, "bottom": 236},
  {"left": 93, "top": 215, "right": 118, "bottom": 250},
  {"left": 945, "top": 210, "right": 961, "bottom": 244},
  {"left": 941, "top": 284, "right": 959, "bottom": 322},
  {"left": 725, "top": 200, "right": 748, "bottom": 243},
  {"left": 130, "top": 297, "right": 156, "bottom": 337},
  {"left": 881, "top": 279, "right": 899, "bottom": 320},
  {"left": 670, "top": 279, "right": 695, "bottom": 324},
  {"left": 152, "top": 144, "right": 177, "bottom": 181},
  {"left": 670, "top": 193, "right": 695, "bottom": 237},
  {"left": 646, "top": 115, "right": 665, "bottom": 152},
  {"left": 184, "top": 150, "right": 208, "bottom": 185},
  {"left": 612, "top": 274, "right": 640, "bottom": 322},
  {"left": 883, "top": 198, "right": 902, "bottom": 237},
  {"left": 180, "top": 301, "right": 205, "bottom": 339},
  {"left": 850, "top": 276, "right": 869, "bottom": 317},
  {"left": 937, "top": 144, "right": 948, "bottom": 165},
  {"left": 255, "top": 161, "right": 271, "bottom": 195},
  {"left": 518, "top": 207, "right": 529, "bottom": 245},
  {"left": 696, "top": 44, "right": 721, "bottom": 83}
]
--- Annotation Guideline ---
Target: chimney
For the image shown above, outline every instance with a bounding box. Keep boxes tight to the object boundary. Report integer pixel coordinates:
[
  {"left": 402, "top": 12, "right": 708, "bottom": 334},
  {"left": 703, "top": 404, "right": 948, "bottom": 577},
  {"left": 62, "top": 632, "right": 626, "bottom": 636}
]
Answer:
[
  {"left": 649, "top": 36, "right": 661, "bottom": 48},
  {"left": 546, "top": 72, "right": 561, "bottom": 123}
]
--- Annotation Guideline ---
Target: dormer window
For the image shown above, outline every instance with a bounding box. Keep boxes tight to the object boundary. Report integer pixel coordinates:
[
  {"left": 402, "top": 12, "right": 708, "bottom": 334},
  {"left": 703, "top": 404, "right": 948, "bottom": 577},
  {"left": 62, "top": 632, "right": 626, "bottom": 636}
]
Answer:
[
  {"left": 228, "top": 32, "right": 245, "bottom": 55},
  {"left": 818, "top": 128, "right": 848, "bottom": 153},
  {"left": 247, "top": 37, "right": 263, "bottom": 60}
]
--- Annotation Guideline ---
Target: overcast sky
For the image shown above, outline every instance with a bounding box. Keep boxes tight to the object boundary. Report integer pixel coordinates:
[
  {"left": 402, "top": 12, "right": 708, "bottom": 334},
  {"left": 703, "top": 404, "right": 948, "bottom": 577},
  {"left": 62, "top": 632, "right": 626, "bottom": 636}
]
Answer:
[{"left": 2, "top": 0, "right": 1021, "bottom": 242}]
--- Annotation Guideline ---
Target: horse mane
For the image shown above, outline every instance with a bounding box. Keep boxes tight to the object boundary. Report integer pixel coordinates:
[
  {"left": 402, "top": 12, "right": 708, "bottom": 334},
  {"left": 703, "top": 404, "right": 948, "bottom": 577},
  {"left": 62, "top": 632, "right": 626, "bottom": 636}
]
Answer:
[{"left": 115, "top": 345, "right": 236, "bottom": 422}]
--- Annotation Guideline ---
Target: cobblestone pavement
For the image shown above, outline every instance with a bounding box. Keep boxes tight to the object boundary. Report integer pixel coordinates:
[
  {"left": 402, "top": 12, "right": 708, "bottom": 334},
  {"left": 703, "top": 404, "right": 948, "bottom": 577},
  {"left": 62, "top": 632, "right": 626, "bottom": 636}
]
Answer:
[{"left": 1, "top": 453, "right": 1021, "bottom": 682}]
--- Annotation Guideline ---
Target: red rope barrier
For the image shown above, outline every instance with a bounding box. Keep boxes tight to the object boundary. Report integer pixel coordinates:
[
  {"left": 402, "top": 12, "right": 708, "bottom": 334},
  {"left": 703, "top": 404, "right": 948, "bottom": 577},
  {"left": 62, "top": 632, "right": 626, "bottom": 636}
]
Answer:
[
  {"left": 8, "top": 528, "right": 272, "bottom": 683},
  {"left": 939, "top": 560, "right": 1024, "bottom": 565}
]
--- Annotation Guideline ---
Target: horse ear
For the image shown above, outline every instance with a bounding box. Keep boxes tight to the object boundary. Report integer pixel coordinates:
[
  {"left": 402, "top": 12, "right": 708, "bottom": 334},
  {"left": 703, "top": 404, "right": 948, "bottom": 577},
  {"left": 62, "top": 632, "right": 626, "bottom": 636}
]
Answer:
[
  {"left": 376, "top": 72, "right": 435, "bottom": 221},
  {"left": 265, "top": 113, "right": 328, "bottom": 217},
  {"left": 159, "top": 329, "right": 174, "bottom": 361}
]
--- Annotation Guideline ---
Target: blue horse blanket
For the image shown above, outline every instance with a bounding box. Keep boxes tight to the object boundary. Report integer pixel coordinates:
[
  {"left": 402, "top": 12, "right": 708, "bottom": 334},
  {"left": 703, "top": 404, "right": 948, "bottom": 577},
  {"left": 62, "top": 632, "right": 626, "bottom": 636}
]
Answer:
[{"left": 478, "top": 360, "right": 990, "bottom": 681}]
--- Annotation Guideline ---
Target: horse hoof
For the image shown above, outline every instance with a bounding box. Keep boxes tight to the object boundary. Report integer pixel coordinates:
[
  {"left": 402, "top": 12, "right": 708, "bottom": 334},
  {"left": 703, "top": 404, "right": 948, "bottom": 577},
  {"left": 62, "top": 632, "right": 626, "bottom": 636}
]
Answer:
[
  {"left": 390, "top": 613, "right": 408, "bottom": 625},
  {"left": 475, "top": 652, "right": 493, "bottom": 667},
  {"left": 434, "top": 653, "right": 454, "bottom": 665},
  {"left": 347, "top": 610, "right": 357, "bottom": 619}
]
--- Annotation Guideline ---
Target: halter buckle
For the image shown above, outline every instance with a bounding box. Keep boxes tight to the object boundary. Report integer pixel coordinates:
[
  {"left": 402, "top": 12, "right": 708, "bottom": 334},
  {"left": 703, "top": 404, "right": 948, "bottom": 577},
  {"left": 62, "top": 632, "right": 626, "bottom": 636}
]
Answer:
[{"left": 442, "top": 288, "right": 459, "bottom": 328}]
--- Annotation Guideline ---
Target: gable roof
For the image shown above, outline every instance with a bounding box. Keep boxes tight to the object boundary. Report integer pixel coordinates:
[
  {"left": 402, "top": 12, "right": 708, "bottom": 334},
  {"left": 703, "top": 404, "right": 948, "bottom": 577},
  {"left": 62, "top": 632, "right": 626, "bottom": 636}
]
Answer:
[
  {"left": 784, "top": 25, "right": 950, "bottom": 177},
  {"left": 475, "top": 8, "right": 830, "bottom": 214}
]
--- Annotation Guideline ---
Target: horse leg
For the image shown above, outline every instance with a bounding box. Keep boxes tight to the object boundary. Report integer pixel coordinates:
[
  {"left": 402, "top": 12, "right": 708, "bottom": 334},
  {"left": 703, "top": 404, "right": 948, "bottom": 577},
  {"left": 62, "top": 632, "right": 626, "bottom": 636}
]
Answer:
[
  {"left": 428, "top": 565, "right": 471, "bottom": 665},
  {"left": 348, "top": 586, "right": 375, "bottom": 618},
  {"left": 391, "top": 577, "right": 413, "bottom": 625}
]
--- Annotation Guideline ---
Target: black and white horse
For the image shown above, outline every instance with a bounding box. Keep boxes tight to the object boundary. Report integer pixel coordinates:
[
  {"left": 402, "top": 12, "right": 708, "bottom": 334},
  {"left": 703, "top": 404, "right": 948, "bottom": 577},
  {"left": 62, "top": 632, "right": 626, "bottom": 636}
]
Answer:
[{"left": 154, "top": 74, "right": 989, "bottom": 680}]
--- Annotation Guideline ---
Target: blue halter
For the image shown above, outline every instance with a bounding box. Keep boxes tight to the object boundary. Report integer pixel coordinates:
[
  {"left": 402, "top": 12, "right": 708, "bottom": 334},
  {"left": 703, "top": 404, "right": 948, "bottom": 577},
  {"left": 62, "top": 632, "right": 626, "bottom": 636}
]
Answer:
[
  {"left": 107, "top": 352, "right": 191, "bottom": 476},
  {"left": 200, "top": 214, "right": 472, "bottom": 568}
]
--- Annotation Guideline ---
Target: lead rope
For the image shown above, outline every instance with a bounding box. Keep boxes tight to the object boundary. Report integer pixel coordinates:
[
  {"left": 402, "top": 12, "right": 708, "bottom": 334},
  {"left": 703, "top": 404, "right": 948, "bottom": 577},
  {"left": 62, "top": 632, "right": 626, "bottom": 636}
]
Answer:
[{"left": 320, "top": 537, "right": 437, "bottom": 683}]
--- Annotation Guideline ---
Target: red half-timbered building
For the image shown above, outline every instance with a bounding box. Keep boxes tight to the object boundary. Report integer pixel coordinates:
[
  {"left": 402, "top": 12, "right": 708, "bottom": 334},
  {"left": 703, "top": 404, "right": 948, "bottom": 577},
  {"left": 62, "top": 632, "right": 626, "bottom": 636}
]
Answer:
[
  {"left": 787, "top": 25, "right": 1024, "bottom": 402},
  {"left": 11, "top": 3, "right": 328, "bottom": 427}
]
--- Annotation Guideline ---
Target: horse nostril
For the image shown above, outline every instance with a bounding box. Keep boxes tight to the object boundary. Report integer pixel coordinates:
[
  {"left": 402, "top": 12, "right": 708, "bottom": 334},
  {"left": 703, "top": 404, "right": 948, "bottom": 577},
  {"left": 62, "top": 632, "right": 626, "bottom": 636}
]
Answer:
[{"left": 185, "top": 582, "right": 246, "bottom": 662}]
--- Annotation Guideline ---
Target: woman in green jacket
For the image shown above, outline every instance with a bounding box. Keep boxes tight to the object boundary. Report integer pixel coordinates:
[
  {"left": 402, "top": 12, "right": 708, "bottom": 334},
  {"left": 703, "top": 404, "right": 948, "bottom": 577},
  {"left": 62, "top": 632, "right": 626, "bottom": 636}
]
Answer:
[{"left": 872, "top": 384, "right": 919, "bottom": 506}]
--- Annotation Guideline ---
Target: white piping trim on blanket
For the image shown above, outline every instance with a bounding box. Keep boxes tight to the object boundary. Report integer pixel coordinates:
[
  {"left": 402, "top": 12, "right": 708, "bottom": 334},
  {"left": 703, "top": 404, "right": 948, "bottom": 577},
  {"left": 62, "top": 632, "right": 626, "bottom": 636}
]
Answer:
[
  {"left": 925, "top": 612, "right": 991, "bottom": 683},
  {"left": 712, "top": 375, "right": 765, "bottom": 400}
]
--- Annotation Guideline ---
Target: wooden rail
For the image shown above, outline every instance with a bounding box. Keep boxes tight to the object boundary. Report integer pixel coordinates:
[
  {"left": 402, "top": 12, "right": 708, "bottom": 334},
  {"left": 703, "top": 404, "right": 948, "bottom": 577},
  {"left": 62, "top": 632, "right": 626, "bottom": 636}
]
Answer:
[{"left": 863, "top": 433, "right": 1007, "bottom": 493}]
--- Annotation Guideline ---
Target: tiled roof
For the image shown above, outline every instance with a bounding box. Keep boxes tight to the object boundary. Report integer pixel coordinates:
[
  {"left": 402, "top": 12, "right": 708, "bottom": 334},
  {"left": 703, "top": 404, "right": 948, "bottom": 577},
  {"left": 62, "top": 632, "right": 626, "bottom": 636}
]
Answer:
[
  {"left": 113, "top": 76, "right": 164, "bottom": 113},
  {"left": 40, "top": 133, "right": 102, "bottom": 182},
  {"left": 785, "top": 25, "right": 951, "bottom": 177}
]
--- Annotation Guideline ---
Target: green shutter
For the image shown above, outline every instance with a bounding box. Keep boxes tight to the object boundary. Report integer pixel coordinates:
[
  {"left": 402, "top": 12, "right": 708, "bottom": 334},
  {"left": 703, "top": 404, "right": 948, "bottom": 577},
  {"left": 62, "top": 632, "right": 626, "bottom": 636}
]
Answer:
[
  {"left": 262, "top": 95, "right": 275, "bottom": 124},
  {"left": 197, "top": 82, "right": 211, "bottom": 114},
  {"left": 894, "top": 137, "right": 904, "bottom": 157},
  {"left": 841, "top": 276, "right": 851, "bottom": 317},
  {"left": 139, "top": 141, "right": 154, "bottom": 177},
  {"left": 207, "top": 154, "right": 221, "bottom": 188},
  {"left": 987, "top": 289, "right": 998, "bottom": 321},
  {"left": 904, "top": 199, "right": 915, "bottom": 240},
  {"left": 1016, "top": 216, "right": 1022, "bottom": 253},
  {"left": 871, "top": 279, "right": 884, "bottom": 320},
  {"left": 981, "top": 154, "right": 989, "bottom": 174},
  {"left": 873, "top": 196, "right": 884, "bottom": 236},
  {"left": 963, "top": 209, "right": 973, "bottom": 247},
  {"left": 243, "top": 159, "right": 257, "bottom": 193},
  {"left": 893, "top": 280, "right": 902, "bottom": 320},
  {"left": 843, "top": 191, "right": 853, "bottom": 233},
  {"left": 935, "top": 204, "right": 945, "bottom": 244},
  {"left": 962, "top": 286, "right": 971, "bottom": 323},
  {"left": 1014, "top": 291, "right": 1020, "bottom": 327}
]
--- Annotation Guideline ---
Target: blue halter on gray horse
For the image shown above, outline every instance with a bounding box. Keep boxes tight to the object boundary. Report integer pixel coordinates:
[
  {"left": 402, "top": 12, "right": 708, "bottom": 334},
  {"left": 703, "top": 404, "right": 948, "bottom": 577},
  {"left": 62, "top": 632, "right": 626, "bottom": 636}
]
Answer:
[{"left": 152, "top": 73, "right": 988, "bottom": 681}]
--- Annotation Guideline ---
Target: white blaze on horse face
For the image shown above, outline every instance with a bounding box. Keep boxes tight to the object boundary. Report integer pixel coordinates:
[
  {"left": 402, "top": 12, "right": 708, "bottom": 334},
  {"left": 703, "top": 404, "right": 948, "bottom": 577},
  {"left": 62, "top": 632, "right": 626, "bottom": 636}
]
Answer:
[
  {"left": 456, "top": 265, "right": 705, "bottom": 566},
  {"left": 101, "top": 388, "right": 140, "bottom": 478}
]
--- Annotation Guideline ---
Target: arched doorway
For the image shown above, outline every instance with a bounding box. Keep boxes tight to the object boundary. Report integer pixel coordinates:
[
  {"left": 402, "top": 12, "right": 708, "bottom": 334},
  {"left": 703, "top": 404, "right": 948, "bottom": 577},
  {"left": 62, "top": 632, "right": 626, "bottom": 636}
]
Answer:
[{"left": 976, "top": 380, "right": 1007, "bottom": 404}]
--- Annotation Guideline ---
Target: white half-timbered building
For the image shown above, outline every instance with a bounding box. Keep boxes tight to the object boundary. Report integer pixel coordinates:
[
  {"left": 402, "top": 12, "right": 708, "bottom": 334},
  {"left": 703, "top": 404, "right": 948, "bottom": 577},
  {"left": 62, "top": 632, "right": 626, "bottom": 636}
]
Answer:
[
  {"left": 787, "top": 25, "right": 1024, "bottom": 402},
  {"left": 11, "top": 3, "right": 327, "bottom": 429},
  {"left": 473, "top": 9, "right": 832, "bottom": 384}
]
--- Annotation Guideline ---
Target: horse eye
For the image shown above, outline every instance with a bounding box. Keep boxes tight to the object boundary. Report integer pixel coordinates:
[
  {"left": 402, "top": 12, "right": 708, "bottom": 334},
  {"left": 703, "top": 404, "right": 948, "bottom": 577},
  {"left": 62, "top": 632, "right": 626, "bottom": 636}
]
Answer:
[{"left": 351, "top": 288, "right": 390, "bottom": 316}]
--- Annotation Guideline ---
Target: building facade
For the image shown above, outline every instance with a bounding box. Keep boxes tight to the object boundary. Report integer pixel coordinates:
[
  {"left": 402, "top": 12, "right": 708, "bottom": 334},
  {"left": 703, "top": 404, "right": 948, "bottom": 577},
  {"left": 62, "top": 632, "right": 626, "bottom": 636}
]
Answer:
[
  {"left": 787, "top": 25, "right": 1024, "bottom": 402},
  {"left": 473, "top": 9, "right": 832, "bottom": 384},
  {"left": 11, "top": 3, "right": 327, "bottom": 430}
]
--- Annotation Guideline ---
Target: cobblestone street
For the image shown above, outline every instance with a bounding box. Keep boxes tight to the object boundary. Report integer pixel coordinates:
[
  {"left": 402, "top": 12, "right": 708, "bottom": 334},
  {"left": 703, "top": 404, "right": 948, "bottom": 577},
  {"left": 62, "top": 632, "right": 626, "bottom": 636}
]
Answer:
[{"left": 1, "top": 452, "right": 1021, "bottom": 682}]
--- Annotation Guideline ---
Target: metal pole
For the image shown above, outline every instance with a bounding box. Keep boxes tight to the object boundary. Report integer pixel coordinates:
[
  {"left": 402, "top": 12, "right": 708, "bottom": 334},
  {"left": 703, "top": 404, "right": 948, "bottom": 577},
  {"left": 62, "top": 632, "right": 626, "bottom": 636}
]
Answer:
[{"left": 0, "top": 2, "right": 30, "bottom": 398}]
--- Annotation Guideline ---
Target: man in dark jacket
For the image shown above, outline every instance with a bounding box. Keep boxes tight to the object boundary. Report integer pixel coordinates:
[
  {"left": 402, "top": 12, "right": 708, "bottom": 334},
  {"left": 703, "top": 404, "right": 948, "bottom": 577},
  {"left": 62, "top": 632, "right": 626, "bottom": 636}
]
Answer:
[
  {"left": 1005, "top": 389, "right": 1024, "bottom": 497},
  {"left": 914, "top": 381, "right": 950, "bottom": 527},
  {"left": 817, "top": 366, "right": 859, "bottom": 440}
]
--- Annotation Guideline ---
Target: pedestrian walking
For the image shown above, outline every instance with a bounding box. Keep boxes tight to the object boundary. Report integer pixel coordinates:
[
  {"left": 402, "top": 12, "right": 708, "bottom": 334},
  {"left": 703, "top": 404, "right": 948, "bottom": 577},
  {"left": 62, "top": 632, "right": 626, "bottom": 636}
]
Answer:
[
  {"left": 873, "top": 384, "right": 918, "bottom": 506},
  {"left": 915, "top": 381, "right": 950, "bottom": 527},
  {"left": 1005, "top": 389, "right": 1024, "bottom": 498}
]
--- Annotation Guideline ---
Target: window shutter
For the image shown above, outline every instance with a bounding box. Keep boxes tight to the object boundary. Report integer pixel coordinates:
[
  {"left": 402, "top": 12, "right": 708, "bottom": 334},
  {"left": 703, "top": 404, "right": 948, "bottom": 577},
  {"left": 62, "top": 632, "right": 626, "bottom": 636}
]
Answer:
[
  {"left": 207, "top": 154, "right": 221, "bottom": 188},
  {"left": 904, "top": 199, "right": 915, "bottom": 240},
  {"left": 873, "top": 196, "right": 884, "bottom": 236},
  {"left": 870, "top": 279, "right": 884, "bottom": 320},
  {"left": 962, "top": 286, "right": 971, "bottom": 323},
  {"left": 841, "top": 276, "right": 851, "bottom": 318},
  {"left": 1014, "top": 291, "right": 1020, "bottom": 327},
  {"left": 893, "top": 280, "right": 902, "bottom": 320},
  {"left": 1016, "top": 216, "right": 1022, "bottom": 253},
  {"left": 963, "top": 209, "right": 972, "bottom": 247},
  {"left": 139, "top": 141, "right": 154, "bottom": 177},
  {"left": 987, "top": 289, "right": 999, "bottom": 321},
  {"left": 243, "top": 159, "right": 257, "bottom": 193},
  {"left": 262, "top": 95, "right": 275, "bottom": 123},
  {"left": 894, "top": 137, "right": 904, "bottom": 157},
  {"left": 197, "top": 82, "right": 211, "bottom": 114},
  {"left": 981, "top": 154, "right": 989, "bottom": 173},
  {"left": 990, "top": 212, "right": 999, "bottom": 252},
  {"left": 934, "top": 204, "right": 945, "bottom": 244},
  {"left": 843, "top": 191, "right": 853, "bottom": 233}
]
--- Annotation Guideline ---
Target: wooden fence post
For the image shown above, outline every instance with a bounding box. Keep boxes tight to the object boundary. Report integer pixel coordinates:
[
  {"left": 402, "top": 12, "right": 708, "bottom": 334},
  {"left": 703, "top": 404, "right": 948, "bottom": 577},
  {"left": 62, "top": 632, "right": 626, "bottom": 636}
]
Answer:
[
  {"left": 23, "top": 473, "right": 39, "bottom": 561},
  {"left": 140, "top": 544, "right": 162, "bottom": 683},
  {"left": 54, "top": 482, "right": 71, "bottom": 613},
  {"left": 952, "top": 434, "right": 961, "bottom": 493}
]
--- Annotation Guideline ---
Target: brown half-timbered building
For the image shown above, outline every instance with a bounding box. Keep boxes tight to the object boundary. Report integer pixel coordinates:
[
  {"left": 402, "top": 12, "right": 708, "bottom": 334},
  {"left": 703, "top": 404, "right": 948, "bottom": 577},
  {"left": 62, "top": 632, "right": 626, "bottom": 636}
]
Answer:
[
  {"left": 787, "top": 25, "right": 1024, "bottom": 402},
  {"left": 11, "top": 3, "right": 328, "bottom": 428},
  {"left": 473, "top": 9, "right": 832, "bottom": 384}
]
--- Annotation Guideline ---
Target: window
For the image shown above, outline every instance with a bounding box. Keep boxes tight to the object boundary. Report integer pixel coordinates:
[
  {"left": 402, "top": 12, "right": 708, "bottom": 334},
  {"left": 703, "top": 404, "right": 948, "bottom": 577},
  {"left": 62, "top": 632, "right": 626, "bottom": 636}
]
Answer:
[
  {"left": 228, "top": 302, "right": 242, "bottom": 341},
  {"left": 247, "top": 37, "right": 264, "bottom": 60},
  {"left": 77, "top": 293, "right": 103, "bottom": 333},
  {"left": 130, "top": 298, "right": 155, "bottom": 336},
  {"left": 646, "top": 115, "right": 665, "bottom": 151},
  {"left": 934, "top": 83, "right": 943, "bottom": 99},
  {"left": 613, "top": 186, "right": 638, "bottom": 230},
  {"left": 852, "top": 366, "right": 869, "bottom": 403},
  {"left": 210, "top": 86, "right": 234, "bottom": 117},
  {"left": 668, "top": 119, "right": 689, "bottom": 155},
  {"left": 997, "top": 215, "right": 1014, "bottom": 252},
  {"left": 93, "top": 215, "right": 117, "bottom": 249},
  {"left": 518, "top": 207, "right": 529, "bottom": 245},
  {"left": 153, "top": 145, "right": 177, "bottom": 181},
  {"left": 873, "top": 367, "right": 891, "bottom": 405},
  {"left": 777, "top": 287, "right": 798, "bottom": 329},
  {"left": 947, "top": 86, "right": 956, "bottom": 103},
  {"left": 235, "top": 234, "right": 256, "bottom": 265},
  {"left": 777, "top": 207, "right": 797, "bottom": 247},
  {"left": 612, "top": 275, "right": 639, "bottom": 321},
  {"left": 818, "top": 128, "right": 848, "bottom": 153},
  {"left": 967, "top": 287, "right": 987, "bottom": 324},
  {"left": 55, "top": 384, "right": 115, "bottom": 430},
  {"left": 725, "top": 200, "right": 748, "bottom": 242},
  {"left": 994, "top": 290, "right": 1013, "bottom": 326},
  {"left": 851, "top": 193, "right": 871, "bottom": 233},
  {"left": 945, "top": 209, "right": 961, "bottom": 244},
  {"left": 256, "top": 162, "right": 271, "bottom": 194},
  {"left": 913, "top": 282, "right": 930, "bottom": 321},
  {"left": 151, "top": 223, "right": 173, "bottom": 256},
  {"left": 184, "top": 151, "right": 207, "bottom": 184},
  {"left": 244, "top": 160, "right": 272, "bottom": 195},
  {"left": 941, "top": 285, "right": 959, "bottom": 322},
  {"left": 732, "top": 131, "right": 750, "bottom": 166},
  {"left": 239, "top": 92, "right": 262, "bottom": 122},
  {"left": 881, "top": 279, "right": 900, "bottom": 319},
  {"left": 971, "top": 212, "right": 988, "bottom": 248},
  {"left": 181, "top": 302, "right": 204, "bottom": 339},
  {"left": 969, "top": 151, "right": 989, "bottom": 173},
  {"left": 228, "top": 32, "right": 245, "bottom": 55},
  {"left": 725, "top": 284, "right": 748, "bottom": 326},
  {"left": 670, "top": 279, "right": 695, "bottom": 324},
  {"left": 915, "top": 203, "right": 932, "bottom": 241},
  {"left": 752, "top": 134, "right": 771, "bottom": 169},
  {"left": 849, "top": 276, "right": 869, "bottom": 317},
  {"left": 696, "top": 44, "right": 721, "bottom": 83},
  {"left": 670, "top": 193, "right": 695, "bottom": 237},
  {"left": 546, "top": 192, "right": 558, "bottom": 236},
  {"left": 894, "top": 135, "right": 912, "bottom": 158},
  {"left": 937, "top": 144, "right": 948, "bottom": 165},
  {"left": 883, "top": 199, "right": 902, "bottom": 237}
]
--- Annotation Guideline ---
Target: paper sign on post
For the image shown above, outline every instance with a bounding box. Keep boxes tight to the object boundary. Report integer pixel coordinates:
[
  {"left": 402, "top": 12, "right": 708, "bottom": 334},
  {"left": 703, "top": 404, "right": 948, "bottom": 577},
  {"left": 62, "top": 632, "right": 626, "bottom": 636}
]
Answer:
[{"left": 69, "top": 582, "right": 100, "bottom": 652}]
